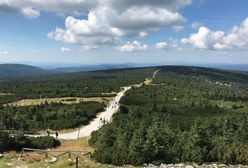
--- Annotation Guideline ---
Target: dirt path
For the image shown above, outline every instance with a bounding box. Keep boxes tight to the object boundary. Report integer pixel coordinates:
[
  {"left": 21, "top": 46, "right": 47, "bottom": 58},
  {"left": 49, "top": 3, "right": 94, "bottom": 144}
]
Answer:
[
  {"left": 152, "top": 68, "right": 160, "bottom": 79},
  {"left": 27, "top": 86, "right": 131, "bottom": 140},
  {"left": 27, "top": 69, "right": 160, "bottom": 140}
]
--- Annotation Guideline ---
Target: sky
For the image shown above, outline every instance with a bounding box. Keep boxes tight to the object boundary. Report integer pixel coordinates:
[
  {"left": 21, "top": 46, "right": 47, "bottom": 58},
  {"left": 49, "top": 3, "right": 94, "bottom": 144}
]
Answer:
[{"left": 0, "top": 0, "right": 248, "bottom": 66}]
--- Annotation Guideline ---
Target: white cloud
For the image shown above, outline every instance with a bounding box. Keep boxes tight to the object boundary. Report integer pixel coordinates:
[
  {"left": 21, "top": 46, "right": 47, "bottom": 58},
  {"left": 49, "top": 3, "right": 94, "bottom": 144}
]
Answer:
[
  {"left": 117, "top": 41, "right": 149, "bottom": 52},
  {"left": 181, "top": 27, "right": 225, "bottom": 49},
  {"left": 0, "top": 51, "right": 8, "bottom": 55},
  {"left": 21, "top": 7, "right": 40, "bottom": 19},
  {"left": 191, "top": 21, "right": 203, "bottom": 29},
  {"left": 47, "top": 0, "right": 191, "bottom": 47},
  {"left": 61, "top": 47, "right": 72, "bottom": 52},
  {"left": 107, "top": 0, "right": 192, "bottom": 12},
  {"left": 155, "top": 42, "right": 167, "bottom": 49},
  {"left": 172, "top": 25, "right": 184, "bottom": 32},
  {"left": 56, "top": 12, "right": 66, "bottom": 18},
  {"left": 0, "top": 0, "right": 192, "bottom": 48},
  {"left": 84, "top": 45, "right": 98, "bottom": 50},
  {"left": 0, "top": 0, "right": 97, "bottom": 17},
  {"left": 181, "top": 17, "right": 248, "bottom": 50}
]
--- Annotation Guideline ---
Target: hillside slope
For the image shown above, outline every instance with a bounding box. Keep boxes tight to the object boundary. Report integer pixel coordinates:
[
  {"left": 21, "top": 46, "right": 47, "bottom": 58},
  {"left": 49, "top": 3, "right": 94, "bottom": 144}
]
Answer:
[
  {"left": 90, "top": 66, "right": 248, "bottom": 165},
  {"left": 0, "top": 64, "right": 54, "bottom": 78}
]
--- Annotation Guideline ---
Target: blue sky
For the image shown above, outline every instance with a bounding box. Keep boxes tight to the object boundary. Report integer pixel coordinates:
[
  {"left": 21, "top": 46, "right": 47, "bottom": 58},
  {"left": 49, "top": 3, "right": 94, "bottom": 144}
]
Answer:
[{"left": 0, "top": 0, "right": 248, "bottom": 66}]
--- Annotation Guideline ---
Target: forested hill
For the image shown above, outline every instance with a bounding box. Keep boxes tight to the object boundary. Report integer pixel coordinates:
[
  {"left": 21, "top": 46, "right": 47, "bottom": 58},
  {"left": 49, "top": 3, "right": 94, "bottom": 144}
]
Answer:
[
  {"left": 89, "top": 66, "right": 248, "bottom": 165},
  {"left": 157, "top": 66, "right": 248, "bottom": 83},
  {"left": 1, "top": 64, "right": 247, "bottom": 82},
  {"left": 0, "top": 64, "right": 54, "bottom": 78}
]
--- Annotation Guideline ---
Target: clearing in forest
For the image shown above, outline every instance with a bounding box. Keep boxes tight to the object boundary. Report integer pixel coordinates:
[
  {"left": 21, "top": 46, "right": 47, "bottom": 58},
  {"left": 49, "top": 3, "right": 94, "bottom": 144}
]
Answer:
[{"left": 5, "top": 96, "right": 113, "bottom": 107}]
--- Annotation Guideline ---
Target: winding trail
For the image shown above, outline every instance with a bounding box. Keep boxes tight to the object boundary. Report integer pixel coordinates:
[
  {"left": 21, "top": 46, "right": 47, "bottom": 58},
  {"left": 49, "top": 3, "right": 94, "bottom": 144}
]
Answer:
[
  {"left": 153, "top": 68, "right": 160, "bottom": 79},
  {"left": 27, "top": 69, "right": 160, "bottom": 140},
  {"left": 28, "top": 86, "right": 131, "bottom": 140}
]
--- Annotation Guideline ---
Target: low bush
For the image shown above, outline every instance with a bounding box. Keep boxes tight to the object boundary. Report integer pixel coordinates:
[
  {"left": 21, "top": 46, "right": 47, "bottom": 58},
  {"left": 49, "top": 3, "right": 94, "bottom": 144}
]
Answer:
[{"left": 0, "top": 128, "right": 60, "bottom": 152}]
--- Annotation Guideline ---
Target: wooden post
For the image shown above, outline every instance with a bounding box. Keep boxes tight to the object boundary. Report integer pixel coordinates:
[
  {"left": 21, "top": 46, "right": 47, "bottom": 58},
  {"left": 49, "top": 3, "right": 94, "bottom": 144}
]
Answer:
[
  {"left": 76, "top": 157, "right": 79, "bottom": 168},
  {"left": 78, "top": 127, "right": 80, "bottom": 140},
  {"left": 20, "top": 150, "right": 24, "bottom": 158}
]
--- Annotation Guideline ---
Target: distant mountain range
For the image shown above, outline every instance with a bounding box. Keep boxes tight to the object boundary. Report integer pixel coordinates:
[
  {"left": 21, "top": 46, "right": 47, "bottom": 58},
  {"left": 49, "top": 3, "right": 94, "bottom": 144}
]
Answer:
[
  {"left": 0, "top": 63, "right": 247, "bottom": 79},
  {"left": 53, "top": 63, "right": 248, "bottom": 73},
  {"left": 208, "top": 64, "right": 248, "bottom": 71},
  {"left": 53, "top": 64, "right": 134, "bottom": 73},
  {"left": 0, "top": 64, "right": 55, "bottom": 78}
]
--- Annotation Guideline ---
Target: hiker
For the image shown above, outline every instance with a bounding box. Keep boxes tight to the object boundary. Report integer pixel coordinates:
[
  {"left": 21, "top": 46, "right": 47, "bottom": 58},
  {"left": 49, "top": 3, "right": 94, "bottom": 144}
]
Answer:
[
  {"left": 55, "top": 131, "right": 59, "bottom": 139},
  {"left": 46, "top": 128, "right": 50, "bottom": 137}
]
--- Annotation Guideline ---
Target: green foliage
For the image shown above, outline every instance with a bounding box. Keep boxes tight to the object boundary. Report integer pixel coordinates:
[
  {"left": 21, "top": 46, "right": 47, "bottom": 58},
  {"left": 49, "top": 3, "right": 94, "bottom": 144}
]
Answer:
[
  {"left": 0, "top": 68, "right": 155, "bottom": 104},
  {"left": 90, "top": 66, "right": 248, "bottom": 165},
  {"left": 0, "top": 126, "right": 60, "bottom": 152},
  {"left": 0, "top": 102, "right": 104, "bottom": 131},
  {"left": 0, "top": 124, "right": 9, "bottom": 152},
  {"left": 26, "top": 136, "right": 61, "bottom": 149}
]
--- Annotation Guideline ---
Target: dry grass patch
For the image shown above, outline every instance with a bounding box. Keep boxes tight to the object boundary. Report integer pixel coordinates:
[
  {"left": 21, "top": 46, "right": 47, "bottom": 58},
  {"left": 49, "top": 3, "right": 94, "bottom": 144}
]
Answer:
[
  {"left": 11, "top": 138, "right": 112, "bottom": 168},
  {"left": 56, "top": 137, "right": 93, "bottom": 152},
  {"left": 5, "top": 97, "right": 113, "bottom": 107}
]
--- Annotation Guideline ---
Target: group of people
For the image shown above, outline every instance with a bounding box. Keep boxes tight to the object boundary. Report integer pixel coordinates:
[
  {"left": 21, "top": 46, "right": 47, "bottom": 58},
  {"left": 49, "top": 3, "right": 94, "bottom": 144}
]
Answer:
[
  {"left": 46, "top": 129, "right": 59, "bottom": 139},
  {"left": 107, "top": 101, "right": 119, "bottom": 109},
  {"left": 100, "top": 117, "right": 107, "bottom": 125},
  {"left": 45, "top": 101, "right": 120, "bottom": 139}
]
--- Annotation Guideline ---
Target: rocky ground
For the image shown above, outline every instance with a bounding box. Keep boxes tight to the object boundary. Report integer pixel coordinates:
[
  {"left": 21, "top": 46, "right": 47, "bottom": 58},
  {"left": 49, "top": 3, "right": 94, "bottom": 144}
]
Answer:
[{"left": 142, "top": 163, "right": 248, "bottom": 168}]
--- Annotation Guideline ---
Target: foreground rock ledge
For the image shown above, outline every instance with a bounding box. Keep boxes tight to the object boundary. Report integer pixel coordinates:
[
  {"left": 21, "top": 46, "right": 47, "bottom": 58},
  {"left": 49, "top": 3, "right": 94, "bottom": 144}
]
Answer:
[{"left": 142, "top": 163, "right": 248, "bottom": 168}]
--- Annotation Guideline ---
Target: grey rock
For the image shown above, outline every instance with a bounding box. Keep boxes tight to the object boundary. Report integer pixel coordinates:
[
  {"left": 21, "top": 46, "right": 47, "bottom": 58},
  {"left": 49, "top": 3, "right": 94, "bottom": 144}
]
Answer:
[
  {"left": 218, "top": 164, "right": 227, "bottom": 168},
  {"left": 7, "top": 163, "right": 12, "bottom": 166},
  {"left": 48, "top": 157, "right": 58, "bottom": 163},
  {"left": 160, "top": 163, "right": 167, "bottom": 168},
  {"left": 193, "top": 163, "right": 200, "bottom": 168},
  {"left": 212, "top": 163, "right": 218, "bottom": 168},
  {"left": 177, "top": 163, "right": 186, "bottom": 167},
  {"left": 186, "top": 165, "right": 194, "bottom": 168},
  {"left": 204, "top": 164, "right": 214, "bottom": 168},
  {"left": 148, "top": 163, "right": 156, "bottom": 167},
  {"left": 167, "top": 164, "right": 175, "bottom": 167}
]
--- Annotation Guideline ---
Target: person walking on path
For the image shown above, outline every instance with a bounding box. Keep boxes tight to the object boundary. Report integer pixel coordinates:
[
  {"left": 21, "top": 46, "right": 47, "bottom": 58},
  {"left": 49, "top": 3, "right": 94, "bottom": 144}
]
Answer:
[
  {"left": 46, "top": 128, "right": 50, "bottom": 137},
  {"left": 55, "top": 131, "right": 59, "bottom": 139}
]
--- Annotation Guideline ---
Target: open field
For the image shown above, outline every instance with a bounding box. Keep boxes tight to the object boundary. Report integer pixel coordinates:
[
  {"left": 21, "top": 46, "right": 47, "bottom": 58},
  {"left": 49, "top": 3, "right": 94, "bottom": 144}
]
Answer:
[{"left": 5, "top": 96, "right": 113, "bottom": 107}]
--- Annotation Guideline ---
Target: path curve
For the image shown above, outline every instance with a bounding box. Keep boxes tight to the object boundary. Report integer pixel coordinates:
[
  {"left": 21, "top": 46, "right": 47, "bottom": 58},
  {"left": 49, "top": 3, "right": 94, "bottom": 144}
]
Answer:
[
  {"left": 27, "top": 86, "right": 131, "bottom": 140},
  {"left": 27, "top": 69, "right": 160, "bottom": 140}
]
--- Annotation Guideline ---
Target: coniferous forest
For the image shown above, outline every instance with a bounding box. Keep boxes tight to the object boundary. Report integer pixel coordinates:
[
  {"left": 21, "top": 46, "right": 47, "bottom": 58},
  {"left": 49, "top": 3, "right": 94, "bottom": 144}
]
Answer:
[
  {"left": 89, "top": 66, "right": 248, "bottom": 165},
  {"left": 0, "top": 68, "right": 155, "bottom": 151},
  {"left": 1, "top": 66, "right": 248, "bottom": 165}
]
